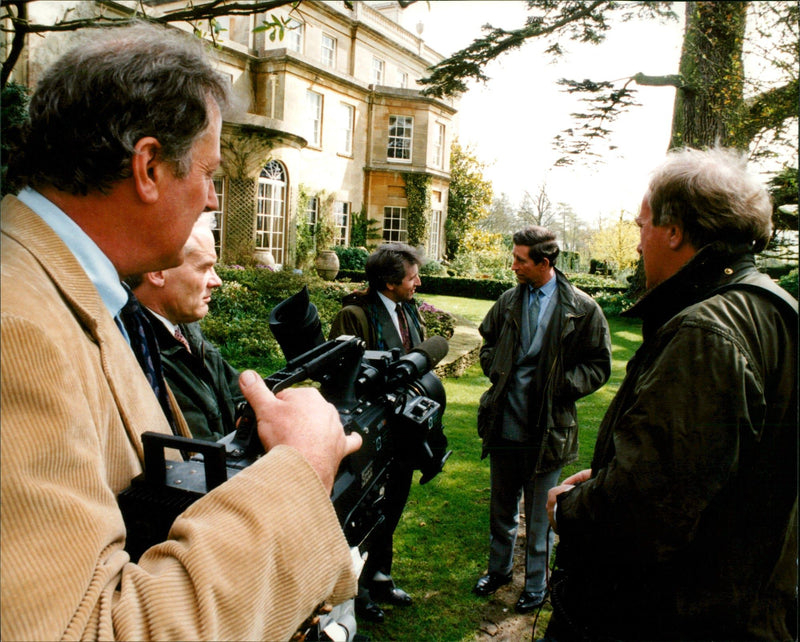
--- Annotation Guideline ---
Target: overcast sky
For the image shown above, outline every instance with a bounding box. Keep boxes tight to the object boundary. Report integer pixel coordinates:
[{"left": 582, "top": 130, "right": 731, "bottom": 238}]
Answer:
[{"left": 395, "top": 0, "right": 686, "bottom": 223}]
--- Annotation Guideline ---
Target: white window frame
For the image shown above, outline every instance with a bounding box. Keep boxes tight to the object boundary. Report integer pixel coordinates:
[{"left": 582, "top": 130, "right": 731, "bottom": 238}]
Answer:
[
  {"left": 306, "top": 90, "right": 323, "bottom": 148},
  {"left": 387, "top": 115, "right": 413, "bottom": 163},
  {"left": 255, "top": 161, "right": 287, "bottom": 265},
  {"left": 433, "top": 123, "right": 445, "bottom": 169},
  {"left": 321, "top": 33, "right": 336, "bottom": 68},
  {"left": 371, "top": 56, "right": 385, "bottom": 85},
  {"left": 210, "top": 176, "right": 225, "bottom": 256},
  {"left": 340, "top": 102, "right": 354, "bottom": 156},
  {"left": 428, "top": 208, "right": 442, "bottom": 259},
  {"left": 399, "top": 71, "right": 408, "bottom": 89},
  {"left": 333, "top": 201, "right": 350, "bottom": 246},
  {"left": 306, "top": 196, "right": 319, "bottom": 249},
  {"left": 383, "top": 206, "right": 407, "bottom": 243},
  {"left": 287, "top": 19, "right": 303, "bottom": 53}
]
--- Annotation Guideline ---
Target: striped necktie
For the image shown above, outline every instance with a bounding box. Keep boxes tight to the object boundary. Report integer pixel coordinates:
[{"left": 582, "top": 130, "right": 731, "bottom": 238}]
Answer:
[{"left": 396, "top": 303, "right": 412, "bottom": 353}]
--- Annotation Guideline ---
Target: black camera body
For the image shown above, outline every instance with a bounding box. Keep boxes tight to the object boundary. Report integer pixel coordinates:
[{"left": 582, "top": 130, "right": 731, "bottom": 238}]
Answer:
[{"left": 119, "top": 288, "right": 451, "bottom": 562}]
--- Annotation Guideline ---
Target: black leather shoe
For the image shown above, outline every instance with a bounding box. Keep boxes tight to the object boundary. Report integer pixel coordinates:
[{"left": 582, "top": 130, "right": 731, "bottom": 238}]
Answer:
[
  {"left": 355, "top": 596, "right": 384, "bottom": 623},
  {"left": 370, "top": 581, "right": 413, "bottom": 606},
  {"left": 514, "top": 590, "right": 544, "bottom": 614},
  {"left": 472, "top": 572, "right": 512, "bottom": 596}
]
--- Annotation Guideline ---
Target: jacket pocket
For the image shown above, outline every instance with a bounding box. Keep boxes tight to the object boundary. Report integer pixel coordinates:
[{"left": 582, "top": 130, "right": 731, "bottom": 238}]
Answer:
[
  {"left": 540, "top": 424, "right": 578, "bottom": 469},
  {"left": 551, "top": 400, "right": 577, "bottom": 427},
  {"left": 477, "top": 388, "right": 494, "bottom": 439}
]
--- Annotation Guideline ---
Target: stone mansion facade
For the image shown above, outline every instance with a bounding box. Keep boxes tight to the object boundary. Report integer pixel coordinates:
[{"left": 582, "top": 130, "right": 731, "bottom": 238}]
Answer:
[{"left": 6, "top": 0, "right": 457, "bottom": 266}]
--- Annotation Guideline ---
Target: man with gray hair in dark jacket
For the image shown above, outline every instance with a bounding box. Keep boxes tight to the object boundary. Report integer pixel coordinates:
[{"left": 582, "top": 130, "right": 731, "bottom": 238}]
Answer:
[
  {"left": 546, "top": 147, "right": 798, "bottom": 641},
  {"left": 473, "top": 226, "right": 612, "bottom": 614},
  {"left": 131, "top": 212, "right": 243, "bottom": 442}
]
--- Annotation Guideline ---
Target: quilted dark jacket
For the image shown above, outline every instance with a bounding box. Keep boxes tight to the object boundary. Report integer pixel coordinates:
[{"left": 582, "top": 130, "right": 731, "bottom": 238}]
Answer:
[
  {"left": 477, "top": 269, "right": 612, "bottom": 469},
  {"left": 145, "top": 312, "right": 244, "bottom": 442},
  {"left": 554, "top": 249, "right": 798, "bottom": 640}
]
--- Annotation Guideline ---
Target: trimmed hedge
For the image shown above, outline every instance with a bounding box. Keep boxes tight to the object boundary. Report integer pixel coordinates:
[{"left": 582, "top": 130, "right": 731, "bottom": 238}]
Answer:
[
  {"left": 763, "top": 263, "right": 795, "bottom": 280},
  {"left": 204, "top": 266, "right": 458, "bottom": 374},
  {"left": 777, "top": 268, "right": 798, "bottom": 299},
  {"left": 336, "top": 269, "right": 627, "bottom": 301}
]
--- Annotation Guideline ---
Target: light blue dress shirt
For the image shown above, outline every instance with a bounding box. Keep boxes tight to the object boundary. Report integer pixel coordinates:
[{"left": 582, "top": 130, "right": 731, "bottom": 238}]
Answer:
[
  {"left": 17, "top": 187, "right": 128, "bottom": 321},
  {"left": 529, "top": 274, "right": 558, "bottom": 329}
]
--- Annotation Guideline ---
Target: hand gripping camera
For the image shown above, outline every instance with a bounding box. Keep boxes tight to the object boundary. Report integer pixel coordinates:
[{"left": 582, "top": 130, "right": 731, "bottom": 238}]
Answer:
[{"left": 119, "top": 287, "right": 451, "bottom": 561}]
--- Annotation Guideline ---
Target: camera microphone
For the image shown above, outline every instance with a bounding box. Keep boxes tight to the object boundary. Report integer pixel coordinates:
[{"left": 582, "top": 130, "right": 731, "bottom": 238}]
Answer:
[
  {"left": 412, "top": 335, "right": 449, "bottom": 368},
  {"left": 386, "top": 335, "right": 449, "bottom": 388}
]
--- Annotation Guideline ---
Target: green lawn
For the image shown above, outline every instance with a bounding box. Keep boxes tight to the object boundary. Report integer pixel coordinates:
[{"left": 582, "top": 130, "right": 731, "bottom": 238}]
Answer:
[
  {"left": 357, "top": 305, "right": 642, "bottom": 641},
  {"left": 202, "top": 277, "right": 641, "bottom": 639},
  {"left": 418, "top": 293, "right": 494, "bottom": 326}
]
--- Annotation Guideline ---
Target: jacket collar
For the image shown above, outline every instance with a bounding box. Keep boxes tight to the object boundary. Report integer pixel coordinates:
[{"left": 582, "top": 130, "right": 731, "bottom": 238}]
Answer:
[
  {"left": 510, "top": 268, "right": 580, "bottom": 315},
  {"left": 2, "top": 195, "right": 108, "bottom": 337},
  {"left": 1, "top": 194, "right": 177, "bottom": 458},
  {"left": 623, "top": 245, "right": 758, "bottom": 336},
  {"left": 341, "top": 287, "right": 420, "bottom": 312}
]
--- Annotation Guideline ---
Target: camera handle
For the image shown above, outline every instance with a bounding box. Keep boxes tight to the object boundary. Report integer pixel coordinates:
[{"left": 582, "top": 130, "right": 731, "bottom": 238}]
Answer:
[{"left": 141, "top": 432, "right": 228, "bottom": 492}]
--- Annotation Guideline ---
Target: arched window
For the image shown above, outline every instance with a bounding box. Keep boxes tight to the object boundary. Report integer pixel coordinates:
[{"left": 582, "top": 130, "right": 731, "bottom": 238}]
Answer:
[
  {"left": 210, "top": 176, "right": 225, "bottom": 257},
  {"left": 255, "top": 160, "right": 286, "bottom": 265}
]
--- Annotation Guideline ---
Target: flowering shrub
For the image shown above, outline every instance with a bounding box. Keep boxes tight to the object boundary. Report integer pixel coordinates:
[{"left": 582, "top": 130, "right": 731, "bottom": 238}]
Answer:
[
  {"left": 418, "top": 301, "right": 456, "bottom": 339},
  {"left": 203, "top": 266, "right": 463, "bottom": 374},
  {"left": 204, "top": 266, "right": 355, "bottom": 374},
  {"left": 333, "top": 246, "right": 369, "bottom": 270},
  {"left": 565, "top": 272, "right": 621, "bottom": 290},
  {"left": 593, "top": 292, "right": 635, "bottom": 317}
]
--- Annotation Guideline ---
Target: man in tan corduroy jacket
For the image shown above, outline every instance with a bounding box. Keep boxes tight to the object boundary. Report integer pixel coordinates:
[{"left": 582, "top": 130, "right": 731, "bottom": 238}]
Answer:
[{"left": 1, "top": 23, "right": 360, "bottom": 641}]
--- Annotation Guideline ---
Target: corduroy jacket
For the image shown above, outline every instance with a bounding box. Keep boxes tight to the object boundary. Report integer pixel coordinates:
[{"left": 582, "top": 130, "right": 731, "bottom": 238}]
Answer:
[{"left": 1, "top": 194, "right": 356, "bottom": 641}]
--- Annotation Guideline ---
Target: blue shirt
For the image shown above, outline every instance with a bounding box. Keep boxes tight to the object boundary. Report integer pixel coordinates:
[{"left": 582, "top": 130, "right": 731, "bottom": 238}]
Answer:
[
  {"left": 17, "top": 187, "right": 128, "bottom": 320},
  {"left": 530, "top": 274, "right": 558, "bottom": 325}
]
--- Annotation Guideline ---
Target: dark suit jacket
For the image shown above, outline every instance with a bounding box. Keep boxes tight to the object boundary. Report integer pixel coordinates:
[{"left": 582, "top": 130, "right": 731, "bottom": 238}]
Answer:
[{"left": 329, "top": 289, "right": 424, "bottom": 351}]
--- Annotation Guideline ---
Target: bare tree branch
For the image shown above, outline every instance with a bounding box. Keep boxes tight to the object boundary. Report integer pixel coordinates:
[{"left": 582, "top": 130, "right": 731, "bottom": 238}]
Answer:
[
  {"left": 1, "top": 0, "right": 409, "bottom": 86},
  {"left": 632, "top": 72, "right": 685, "bottom": 88},
  {"left": 1, "top": 2, "right": 26, "bottom": 87},
  {"left": 419, "top": 0, "right": 612, "bottom": 97}
]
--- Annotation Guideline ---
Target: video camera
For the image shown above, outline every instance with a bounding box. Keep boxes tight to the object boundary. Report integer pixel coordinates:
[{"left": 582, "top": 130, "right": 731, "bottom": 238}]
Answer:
[{"left": 119, "top": 287, "right": 451, "bottom": 562}]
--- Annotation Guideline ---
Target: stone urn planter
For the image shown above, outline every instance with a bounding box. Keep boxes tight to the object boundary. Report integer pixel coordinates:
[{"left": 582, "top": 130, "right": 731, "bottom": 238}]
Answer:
[{"left": 314, "top": 249, "right": 340, "bottom": 280}]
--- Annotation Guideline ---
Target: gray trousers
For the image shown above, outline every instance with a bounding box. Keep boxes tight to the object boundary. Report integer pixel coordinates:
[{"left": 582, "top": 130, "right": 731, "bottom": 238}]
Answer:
[{"left": 488, "top": 446, "right": 561, "bottom": 598}]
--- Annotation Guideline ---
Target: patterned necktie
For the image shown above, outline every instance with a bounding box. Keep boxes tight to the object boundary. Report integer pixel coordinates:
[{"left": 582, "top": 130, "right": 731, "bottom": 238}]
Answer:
[
  {"left": 529, "top": 288, "right": 542, "bottom": 342},
  {"left": 117, "top": 289, "right": 176, "bottom": 430},
  {"left": 396, "top": 303, "right": 412, "bottom": 353},
  {"left": 174, "top": 326, "right": 191, "bottom": 353}
]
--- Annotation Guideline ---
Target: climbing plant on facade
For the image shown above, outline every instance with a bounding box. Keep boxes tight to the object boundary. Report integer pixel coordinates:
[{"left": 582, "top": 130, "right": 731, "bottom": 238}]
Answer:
[
  {"left": 294, "top": 184, "right": 315, "bottom": 269},
  {"left": 403, "top": 172, "right": 432, "bottom": 249}
]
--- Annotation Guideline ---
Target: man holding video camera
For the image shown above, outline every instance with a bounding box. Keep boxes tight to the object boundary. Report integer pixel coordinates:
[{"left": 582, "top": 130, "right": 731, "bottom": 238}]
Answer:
[
  {"left": 545, "top": 147, "right": 798, "bottom": 641},
  {"left": 1, "top": 23, "right": 360, "bottom": 641},
  {"left": 330, "top": 242, "right": 425, "bottom": 623}
]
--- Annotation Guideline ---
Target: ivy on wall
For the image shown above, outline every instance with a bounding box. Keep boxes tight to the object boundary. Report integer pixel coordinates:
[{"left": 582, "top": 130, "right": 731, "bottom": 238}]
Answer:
[
  {"left": 350, "top": 204, "right": 369, "bottom": 247},
  {"left": 316, "top": 192, "right": 336, "bottom": 251},
  {"left": 351, "top": 204, "right": 383, "bottom": 248},
  {"left": 294, "top": 184, "right": 314, "bottom": 269},
  {"left": 294, "top": 185, "right": 336, "bottom": 266},
  {"left": 221, "top": 129, "right": 275, "bottom": 179},
  {"left": 402, "top": 172, "right": 432, "bottom": 249}
]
